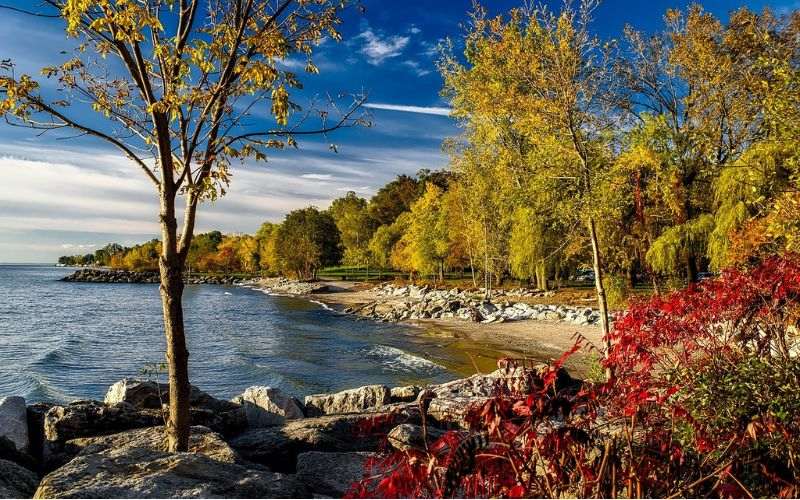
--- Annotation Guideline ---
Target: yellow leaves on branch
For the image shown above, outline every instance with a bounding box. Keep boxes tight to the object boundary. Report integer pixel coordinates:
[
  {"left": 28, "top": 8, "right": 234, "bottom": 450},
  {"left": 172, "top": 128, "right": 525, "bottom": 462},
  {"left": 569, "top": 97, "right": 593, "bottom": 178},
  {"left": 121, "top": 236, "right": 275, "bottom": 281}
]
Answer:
[
  {"left": 0, "top": 75, "right": 38, "bottom": 116},
  {"left": 271, "top": 85, "right": 290, "bottom": 126}
]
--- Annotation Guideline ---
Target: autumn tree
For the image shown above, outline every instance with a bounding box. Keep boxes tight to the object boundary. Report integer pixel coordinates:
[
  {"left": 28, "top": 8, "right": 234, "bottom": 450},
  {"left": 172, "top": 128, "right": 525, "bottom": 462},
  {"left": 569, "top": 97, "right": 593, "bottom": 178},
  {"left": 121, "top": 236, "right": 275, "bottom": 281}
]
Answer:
[
  {"left": 442, "top": 1, "right": 617, "bottom": 336},
  {"left": 329, "top": 191, "right": 374, "bottom": 267},
  {"left": 0, "top": 0, "right": 365, "bottom": 451}
]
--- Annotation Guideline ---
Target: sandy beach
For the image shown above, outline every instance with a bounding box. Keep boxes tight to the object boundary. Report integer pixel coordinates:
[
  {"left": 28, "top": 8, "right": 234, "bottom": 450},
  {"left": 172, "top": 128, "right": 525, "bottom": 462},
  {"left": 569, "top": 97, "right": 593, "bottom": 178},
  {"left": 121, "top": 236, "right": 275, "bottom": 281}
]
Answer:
[{"left": 304, "top": 281, "right": 605, "bottom": 378}]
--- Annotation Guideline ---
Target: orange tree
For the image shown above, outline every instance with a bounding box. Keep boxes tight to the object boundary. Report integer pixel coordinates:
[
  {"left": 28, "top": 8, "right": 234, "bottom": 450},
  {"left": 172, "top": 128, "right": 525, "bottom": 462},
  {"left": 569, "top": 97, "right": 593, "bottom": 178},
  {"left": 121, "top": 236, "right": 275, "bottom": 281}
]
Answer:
[{"left": 0, "top": 0, "right": 366, "bottom": 451}]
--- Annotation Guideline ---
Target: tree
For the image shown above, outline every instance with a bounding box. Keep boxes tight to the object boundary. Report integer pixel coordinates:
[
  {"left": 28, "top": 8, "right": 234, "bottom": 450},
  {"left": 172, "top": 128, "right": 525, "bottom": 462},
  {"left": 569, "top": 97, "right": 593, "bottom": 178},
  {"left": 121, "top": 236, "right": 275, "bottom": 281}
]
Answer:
[
  {"left": 400, "top": 183, "right": 450, "bottom": 281},
  {"left": 328, "top": 191, "right": 374, "bottom": 267},
  {"left": 442, "top": 2, "right": 617, "bottom": 326},
  {"left": 276, "top": 207, "right": 341, "bottom": 279},
  {"left": 367, "top": 175, "right": 420, "bottom": 226},
  {"left": 0, "top": 0, "right": 365, "bottom": 451},
  {"left": 255, "top": 222, "right": 280, "bottom": 273}
]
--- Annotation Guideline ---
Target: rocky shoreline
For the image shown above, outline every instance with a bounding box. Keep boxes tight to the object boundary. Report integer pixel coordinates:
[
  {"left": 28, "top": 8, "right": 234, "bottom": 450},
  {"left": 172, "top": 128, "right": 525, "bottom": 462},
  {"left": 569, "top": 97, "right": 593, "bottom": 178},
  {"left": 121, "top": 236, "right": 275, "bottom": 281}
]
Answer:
[
  {"left": 253, "top": 279, "right": 603, "bottom": 328},
  {"left": 61, "top": 268, "right": 244, "bottom": 285},
  {"left": 0, "top": 363, "right": 578, "bottom": 498}
]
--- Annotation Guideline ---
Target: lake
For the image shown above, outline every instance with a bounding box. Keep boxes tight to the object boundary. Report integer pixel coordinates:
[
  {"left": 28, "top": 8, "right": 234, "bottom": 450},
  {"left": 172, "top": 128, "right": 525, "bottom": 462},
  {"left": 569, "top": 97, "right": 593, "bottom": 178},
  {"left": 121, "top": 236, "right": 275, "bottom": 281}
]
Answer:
[{"left": 0, "top": 265, "right": 488, "bottom": 403}]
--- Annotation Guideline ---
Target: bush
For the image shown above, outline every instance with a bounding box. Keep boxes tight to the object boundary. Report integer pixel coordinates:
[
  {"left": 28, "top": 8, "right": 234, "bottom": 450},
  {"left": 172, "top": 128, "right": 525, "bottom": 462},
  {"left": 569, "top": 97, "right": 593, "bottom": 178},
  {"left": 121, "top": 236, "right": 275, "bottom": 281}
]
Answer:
[{"left": 350, "top": 256, "right": 800, "bottom": 498}]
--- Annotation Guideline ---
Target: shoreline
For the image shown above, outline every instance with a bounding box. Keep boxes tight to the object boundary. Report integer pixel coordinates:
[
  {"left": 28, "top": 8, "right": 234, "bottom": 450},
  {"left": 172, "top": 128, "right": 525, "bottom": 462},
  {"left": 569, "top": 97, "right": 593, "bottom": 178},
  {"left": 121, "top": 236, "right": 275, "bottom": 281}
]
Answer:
[{"left": 254, "top": 278, "right": 604, "bottom": 377}]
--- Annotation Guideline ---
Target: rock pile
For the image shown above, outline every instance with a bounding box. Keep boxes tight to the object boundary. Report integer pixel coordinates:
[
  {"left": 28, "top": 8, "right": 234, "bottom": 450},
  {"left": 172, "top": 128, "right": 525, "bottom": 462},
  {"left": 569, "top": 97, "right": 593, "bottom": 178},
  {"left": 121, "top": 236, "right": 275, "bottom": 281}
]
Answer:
[
  {"left": 61, "top": 268, "right": 242, "bottom": 285},
  {"left": 255, "top": 277, "right": 335, "bottom": 295},
  {"left": 346, "top": 283, "right": 602, "bottom": 327},
  {"left": 0, "top": 364, "right": 582, "bottom": 498}
]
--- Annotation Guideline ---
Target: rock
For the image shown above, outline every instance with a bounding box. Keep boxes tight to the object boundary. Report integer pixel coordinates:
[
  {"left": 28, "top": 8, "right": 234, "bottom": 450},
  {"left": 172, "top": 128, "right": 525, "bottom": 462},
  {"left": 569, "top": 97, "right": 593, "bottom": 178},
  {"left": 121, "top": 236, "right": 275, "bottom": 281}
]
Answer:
[
  {"left": 104, "top": 379, "right": 169, "bottom": 409},
  {"left": 232, "top": 386, "right": 305, "bottom": 427},
  {"left": 0, "top": 397, "right": 29, "bottom": 453},
  {"left": 229, "top": 405, "right": 418, "bottom": 472},
  {"left": 426, "top": 396, "right": 490, "bottom": 428},
  {"left": 34, "top": 426, "right": 307, "bottom": 499},
  {"left": 304, "top": 385, "right": 391, "bottom": 417},
  {"left": 0, "top": 459, "right": 38, "bottom": 499},
  {"left": 389, "top": 386, "right": 420, "bottom": 403},
  {"left": 105, "top": 379, "right": 236, "bottom": 413},
  {"left": 477, "top": 302, "right": 498, "bottom": 318},
  {"left": 43, "top": 400, "right": 161, "bottom": 444},
  {"left": 103, "top": 380, "right": 246, "bottom": 436},
  {"left": 296, "top": 451, "right": 375, "bottom": 497},
  {"left": 387, "top": 424, "right": 446, "bottom": 452}
]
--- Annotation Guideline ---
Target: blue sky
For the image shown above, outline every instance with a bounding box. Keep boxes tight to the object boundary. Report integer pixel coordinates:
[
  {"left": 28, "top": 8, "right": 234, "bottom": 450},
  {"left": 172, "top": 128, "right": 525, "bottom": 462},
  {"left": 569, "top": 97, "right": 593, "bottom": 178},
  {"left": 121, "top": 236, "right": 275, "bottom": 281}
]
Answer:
[{"left": 0, "top": 0, "right": 797, "bottom": 262}]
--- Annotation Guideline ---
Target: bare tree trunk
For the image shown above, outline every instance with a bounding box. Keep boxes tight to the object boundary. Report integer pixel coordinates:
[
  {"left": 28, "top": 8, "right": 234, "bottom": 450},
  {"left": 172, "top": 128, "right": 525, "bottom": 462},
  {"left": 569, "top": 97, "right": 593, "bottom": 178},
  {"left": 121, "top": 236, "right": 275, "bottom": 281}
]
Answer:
[
  {"left": 588, "top": 217, "right": 612, "bottom": 379},
  {"left": 159, "top": 192, "right": 191, "bottom": 453}
]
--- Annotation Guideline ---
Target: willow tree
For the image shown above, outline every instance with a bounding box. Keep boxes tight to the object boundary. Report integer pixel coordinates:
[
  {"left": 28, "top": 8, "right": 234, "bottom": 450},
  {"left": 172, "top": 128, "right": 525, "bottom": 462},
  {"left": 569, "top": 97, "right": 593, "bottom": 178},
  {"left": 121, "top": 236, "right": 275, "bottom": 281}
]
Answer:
[
  {"left": 0, "top": 0, "right": 364, "bottom": 451},
  {"left": 441, "top": 1, "right": 618, "bottom": 346}
]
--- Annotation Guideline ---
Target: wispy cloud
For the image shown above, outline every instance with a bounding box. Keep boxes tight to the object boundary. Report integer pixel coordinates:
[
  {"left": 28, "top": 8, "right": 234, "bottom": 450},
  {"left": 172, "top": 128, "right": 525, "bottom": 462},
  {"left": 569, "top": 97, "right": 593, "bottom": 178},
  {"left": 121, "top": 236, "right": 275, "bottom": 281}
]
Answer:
[
  {"left": 364, "top": 103, "right": 451, "bottom": 116},
  {"left": 402, "top": 60, "right": 432, "bottom": 77},
  {"left": 300, "top": 173, "right": 334, "bottom": 180},
  {"left": 355, "top": 28, "right": 410, "bottom": 65}
]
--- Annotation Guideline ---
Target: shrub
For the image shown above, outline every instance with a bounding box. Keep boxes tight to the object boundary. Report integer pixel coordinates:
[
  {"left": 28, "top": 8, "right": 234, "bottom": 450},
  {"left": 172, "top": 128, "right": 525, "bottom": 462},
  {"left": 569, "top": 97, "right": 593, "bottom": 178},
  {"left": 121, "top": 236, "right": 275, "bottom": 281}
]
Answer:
[{"left": 350, "top": 256, "right": 800, "bottom": 498}]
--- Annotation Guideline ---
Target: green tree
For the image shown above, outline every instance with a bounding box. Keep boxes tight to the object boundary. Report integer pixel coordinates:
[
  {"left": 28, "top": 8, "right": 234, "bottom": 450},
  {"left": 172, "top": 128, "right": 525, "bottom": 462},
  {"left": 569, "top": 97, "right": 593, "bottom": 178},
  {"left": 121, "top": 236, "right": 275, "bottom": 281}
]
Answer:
[
  {"left": 276, "top": 208, "right": 341, "bottom": 279},
  {"left": 367, "top": 175, "right": 420, "bottom": 226},
  {"left": 329, "top": 191, "right": 375, "bottom": 267}
]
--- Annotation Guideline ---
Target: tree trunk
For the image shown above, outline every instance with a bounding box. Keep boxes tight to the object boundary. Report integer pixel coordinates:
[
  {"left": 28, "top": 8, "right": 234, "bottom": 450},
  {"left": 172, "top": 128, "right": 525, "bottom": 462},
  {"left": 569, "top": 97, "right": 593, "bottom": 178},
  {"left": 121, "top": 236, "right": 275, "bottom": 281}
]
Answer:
[
  {"left": 158, "top": 186, "right": 190, "bottom": 453},
  {"left": 159, "top": 254, "right": 190, "bottom": 452},
  {"left": 686, "top": 253, "right": 698, "bottom": 283},
  {"left": 588, "top": 216, "right": 612, "bottom": 379}
]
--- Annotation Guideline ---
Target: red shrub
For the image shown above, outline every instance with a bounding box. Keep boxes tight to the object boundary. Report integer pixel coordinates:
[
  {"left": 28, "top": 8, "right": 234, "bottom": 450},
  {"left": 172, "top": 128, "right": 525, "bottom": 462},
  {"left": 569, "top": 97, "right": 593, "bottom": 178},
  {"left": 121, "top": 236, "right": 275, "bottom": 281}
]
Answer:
[{"left": 350, "top": 256, "right": 800, "bottom": 498}]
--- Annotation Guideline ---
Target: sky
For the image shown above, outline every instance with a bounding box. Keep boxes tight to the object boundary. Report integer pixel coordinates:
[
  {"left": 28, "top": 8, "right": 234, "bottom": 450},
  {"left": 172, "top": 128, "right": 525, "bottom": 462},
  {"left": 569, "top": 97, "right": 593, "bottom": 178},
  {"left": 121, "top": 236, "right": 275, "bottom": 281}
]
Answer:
[{"left": 0, "top": 0, "right": 797, "bottom": 262}]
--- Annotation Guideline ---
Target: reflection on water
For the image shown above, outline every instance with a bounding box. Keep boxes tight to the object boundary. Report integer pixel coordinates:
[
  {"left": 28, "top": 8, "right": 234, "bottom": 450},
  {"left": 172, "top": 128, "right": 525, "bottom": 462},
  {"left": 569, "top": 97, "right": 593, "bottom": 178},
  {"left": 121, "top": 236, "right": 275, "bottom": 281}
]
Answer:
[{"left": 0, "top": 265, "right": 539, "bottom": 403}]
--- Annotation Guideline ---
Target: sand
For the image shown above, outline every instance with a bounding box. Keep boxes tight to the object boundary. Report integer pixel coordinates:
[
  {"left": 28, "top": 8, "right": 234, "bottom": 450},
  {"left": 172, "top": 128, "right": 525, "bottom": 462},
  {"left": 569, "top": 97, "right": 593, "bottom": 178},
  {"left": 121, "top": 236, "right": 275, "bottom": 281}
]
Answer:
[{"left": 310, "top": 281, "right": 605, "bottom": 377}]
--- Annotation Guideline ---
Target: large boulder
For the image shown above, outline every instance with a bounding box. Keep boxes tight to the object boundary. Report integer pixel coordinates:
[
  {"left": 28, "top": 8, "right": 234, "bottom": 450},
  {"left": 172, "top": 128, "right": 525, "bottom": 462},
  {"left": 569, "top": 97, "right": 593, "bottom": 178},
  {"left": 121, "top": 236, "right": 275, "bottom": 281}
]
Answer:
[
  {"left": 296, "top": 451, "right": 375, "bottom": 497},
  {"left": 304, "top": 385, "right": 391, "bottom": 416},
  {"left": 105, "top": 379, "right": 236, "bottom": 413},
  {"left": 0, "top": 459, "right": 39, "bottom": 499},
  {"left": 229, "top": 404, "right": 419, "bottom": 472},
  {"left": 43, "top": 400, "right": 160, "bottom": 444},
  {"left": 34, "top": 426, "right": 308, "bottom": 499},
  {"left": 0, "top": 397, "right": 29, "bottom": 453},
  {"left": 232, "top": 387, "right": 304, "bottom": 427}
]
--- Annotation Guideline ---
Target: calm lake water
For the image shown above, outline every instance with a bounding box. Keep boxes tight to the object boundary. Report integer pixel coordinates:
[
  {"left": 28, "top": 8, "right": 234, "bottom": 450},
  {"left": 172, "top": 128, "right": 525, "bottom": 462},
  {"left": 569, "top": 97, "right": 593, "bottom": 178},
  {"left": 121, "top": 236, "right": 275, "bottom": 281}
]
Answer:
[{"left": 0, "top": 265, "right": 504, "bottom": 403}]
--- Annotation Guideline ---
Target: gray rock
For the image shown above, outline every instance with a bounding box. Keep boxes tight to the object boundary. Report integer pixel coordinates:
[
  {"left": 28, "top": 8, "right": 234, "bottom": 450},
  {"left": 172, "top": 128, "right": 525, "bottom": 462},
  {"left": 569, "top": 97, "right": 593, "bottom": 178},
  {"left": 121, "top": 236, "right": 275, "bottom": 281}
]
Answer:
[
  {"left": 0, "top": 397, "right": 28, "bottom": 453},
  {"left": 389, "top": 386, "right": 420, "bottom": 403},
  {"left": 229, "top": 405, "right": 419, "bottom": 472},
  {"left": 304, "top": 385, "right": 391, "bottom": 416},
  {"left": 426, "top": 396, "right": 490, "bottom": 428},
  {"left": 296, "top": 451, "right": 375, "bottom": 497},
  {"left": 105, "top": 379, "right": 236, "bottom": 413},
  {"left": 0, "top": 458, "right": 38, "bottom": 499},
  {"left": 232, "top": 386, "right": 304, "bottom": 427},
  {"left": 44, "top": 400, "right": 161, "bottom": 444},
  {"left": 34, "top": 426, "right": 307, "bottom": 499},
  {"left": 386, "top": 424, "right": 446, "bottom": 452}
]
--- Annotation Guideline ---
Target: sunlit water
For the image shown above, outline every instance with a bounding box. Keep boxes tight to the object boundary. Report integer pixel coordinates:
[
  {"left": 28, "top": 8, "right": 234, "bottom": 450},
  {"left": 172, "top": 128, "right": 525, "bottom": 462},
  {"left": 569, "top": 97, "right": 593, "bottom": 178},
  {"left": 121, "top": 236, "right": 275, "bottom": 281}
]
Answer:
[{"left": 0, "top": 265, "right": 511, "bottom": 403}]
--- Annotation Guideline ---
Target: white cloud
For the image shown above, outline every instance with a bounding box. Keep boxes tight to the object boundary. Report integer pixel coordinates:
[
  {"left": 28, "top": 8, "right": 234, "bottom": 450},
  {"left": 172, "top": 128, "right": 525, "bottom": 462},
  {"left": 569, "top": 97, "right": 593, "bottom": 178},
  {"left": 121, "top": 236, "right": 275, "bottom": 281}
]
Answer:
[
  {"left": 402, "top": 60, "right": 432, "bottom": 77},
  {"left": 409, "top": 25, "right": 422, "bottom": 35},
  {"left": 355, "top": 28, "right": 409, "bottom": 65},
  {"left": 60, "top": 243, "right": 97, "bottom": 250},
  {"left": 364, "top": 103, "right": 451, "bottom": 116},
  {"left": 300, "top": 173, "right": 334, "bottom": 180}
]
